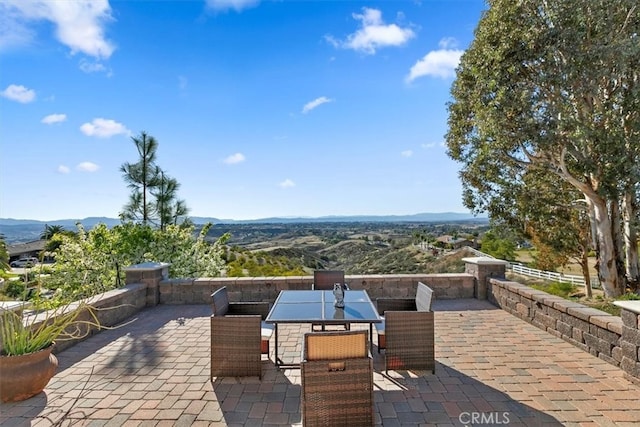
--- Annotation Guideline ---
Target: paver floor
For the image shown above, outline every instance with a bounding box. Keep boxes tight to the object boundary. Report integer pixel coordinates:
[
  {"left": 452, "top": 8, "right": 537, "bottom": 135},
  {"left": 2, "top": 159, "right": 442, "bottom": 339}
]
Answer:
[{"left": 1, "top": 299, "right": 639, "bottom": 426}]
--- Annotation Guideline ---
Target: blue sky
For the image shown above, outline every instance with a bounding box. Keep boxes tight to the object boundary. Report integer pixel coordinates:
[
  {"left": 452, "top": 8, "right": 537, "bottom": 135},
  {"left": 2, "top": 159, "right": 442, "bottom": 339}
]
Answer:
[{"left": 1, "top": 0, "right": 486, "bottom": 221}]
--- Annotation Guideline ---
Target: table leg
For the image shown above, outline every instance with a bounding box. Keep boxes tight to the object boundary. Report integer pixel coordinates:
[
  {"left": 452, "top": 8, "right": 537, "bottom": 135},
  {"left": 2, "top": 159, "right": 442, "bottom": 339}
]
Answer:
[
  {"left": 272, "top": 323, "right": 301, "bottom": 369},
  {"left": 274, "top": 323, "right": 280, "bottom": 367}
]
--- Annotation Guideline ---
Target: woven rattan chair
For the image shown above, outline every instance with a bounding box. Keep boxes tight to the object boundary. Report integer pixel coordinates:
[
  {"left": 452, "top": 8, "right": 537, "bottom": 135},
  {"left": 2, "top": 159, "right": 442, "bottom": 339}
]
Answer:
[
  {"left": 301, "top": 330, "right": 374, "bottom": 427},
  {"left": 210, "top": 287, "right": 273, "bottom": 379},
  {"left": 375, "top": 282, "right": 435, "bottom": 373},
  {"left": 312, "top": 270, "right": 350, "bottom": 331},
  {"left": 211, "top": 286, "right": 274, "bottom": 354}
]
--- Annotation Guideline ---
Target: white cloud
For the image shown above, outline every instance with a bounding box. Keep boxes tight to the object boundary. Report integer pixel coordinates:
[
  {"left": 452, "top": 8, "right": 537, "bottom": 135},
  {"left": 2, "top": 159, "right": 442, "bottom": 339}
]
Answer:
[
  {"left": 401, "top": 150, "right": 413, "bottom": 158},
  {"left": 0, "top": 5, "right": 33, "bottom": 52},
  {"left": 57, "top": 165, "right": 70, "bottom": 174},
  {"left": 42, "top": 113, "right": 67, "bottom": 124},
  {"left": 326, "top": 8, "right": 415, "bottom": 55},
  {"left": 80, "top": 118, "right": 130, "bottom": 138},
  {"left": 1, "top": 84, "right": 36, "bottom": 103},
  {"left": 77, "top": 162, "right": 100, "bottom": 172},
  {"left": 79, "top": 59, "right": 108, "bottom": 74},
  {"left": 302, "top": 96, "right": 333, "bottom": 114},
  {"left": 406, "top": 38, "right": 463, "bottom": 82},
  {"left": 224, "top": 153, "right": 246, "bottom": 164},
  {"left": 206, "top": 0, "right": 260, "bottom": 12},
  {"left": 438, "top": 37, "right": 459, "bottom": 49},
  {"left": 279, "top": 179, "right": 295, "bottom": 188},
  {"left": 1, "top": 0, "right": 115, "bottom": 59},
  {"left": 421, "top": 142, "right": 437, "bottom": 149}
]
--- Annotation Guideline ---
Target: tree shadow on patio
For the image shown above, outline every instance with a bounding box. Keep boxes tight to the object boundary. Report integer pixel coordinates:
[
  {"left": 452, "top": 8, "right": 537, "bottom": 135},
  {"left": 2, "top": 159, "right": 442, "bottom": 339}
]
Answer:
[
  {"left": 54, "top": 305, "right": 211, "bottom": 375},
  {"left": 432, "top": 298, "right": 500, "bottom": 312},
  {"left": 376, "top": 361, "right": 562, "bottom": 426},
  {"left": 206, "top": 358, "right": 562, "bottom": 426},
  {"left": 210, "top": 365, "right": 302, "bottom": 426}
]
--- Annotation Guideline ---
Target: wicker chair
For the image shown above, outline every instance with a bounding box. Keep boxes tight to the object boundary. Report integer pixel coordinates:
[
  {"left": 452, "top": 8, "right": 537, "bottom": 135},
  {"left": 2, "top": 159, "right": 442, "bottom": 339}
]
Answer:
[
  {"left": 312, "top": 270, "right": 350, "bottom": 331},
  {"left": 301, "top": 330, "right": 374, "bottom": 427},
  {"left": 375, "top": 282, "right": 435, "bottom": 373},
  {"left": 210, "top": 287, "right": 273, "bottom": 379}
]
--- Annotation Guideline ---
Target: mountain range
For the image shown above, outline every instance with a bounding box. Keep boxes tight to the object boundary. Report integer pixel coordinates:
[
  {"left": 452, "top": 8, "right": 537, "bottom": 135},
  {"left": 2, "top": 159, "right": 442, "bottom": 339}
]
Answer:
[
  {"left": 0, "top": 212, "right": 488, "bottom": 244},
  {"left": 1, "top": 212, "right": 484, "bottom": 227}
]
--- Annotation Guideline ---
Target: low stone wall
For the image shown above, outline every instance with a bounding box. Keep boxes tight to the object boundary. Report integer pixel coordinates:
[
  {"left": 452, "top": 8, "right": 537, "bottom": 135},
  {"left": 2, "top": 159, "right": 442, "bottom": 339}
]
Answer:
[
  {"left": 158, "top": 273, "right": 475, "bottom": 305},
  {"left": 614, "top": 301, "right": 640, "bottom": 385},
  {"left": 487, "top": 278, "right": 640, "bottom": 383},
  {"left": 54, "top": 283, "right": 147, "bottom": 353},
  {"left": 20, "top": 283, "right": 147, "bottom": 354}
]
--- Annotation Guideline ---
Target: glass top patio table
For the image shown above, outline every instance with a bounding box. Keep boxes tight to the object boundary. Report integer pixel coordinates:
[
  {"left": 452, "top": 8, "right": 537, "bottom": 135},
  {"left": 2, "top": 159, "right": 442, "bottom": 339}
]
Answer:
[
  {"left": 265, "top": 290, "right": 381, "bottom": 368},
  {"left": 266, "top": 290, "right": 381, "bottom": 324}
]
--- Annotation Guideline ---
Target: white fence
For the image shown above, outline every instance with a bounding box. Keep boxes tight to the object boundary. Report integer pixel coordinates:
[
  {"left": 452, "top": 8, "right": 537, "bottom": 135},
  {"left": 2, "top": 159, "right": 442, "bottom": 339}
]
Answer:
[
  {"left": 463, "top": 247, "right": 494, "bottom": 258},
  {"left": 510, "top": 263, "right": 600, "bottom": 289},
  {"left": 459, "top": 246, "right": 601, "bottom": 289}
]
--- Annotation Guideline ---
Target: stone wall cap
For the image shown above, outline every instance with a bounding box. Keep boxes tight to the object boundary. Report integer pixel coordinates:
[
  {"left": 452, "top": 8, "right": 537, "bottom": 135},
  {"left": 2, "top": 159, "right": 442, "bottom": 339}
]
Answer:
[
  {"left": 614, "top": 300, "right": 640, "bottom": 314},
  {"left": 0, "top": 300, "right": 31, "bottom": 312},
  {"left": 462, "top": 256, "right": 509, "bottom": 266},
  {"left": 125, "top": 262, "right": 171, "bottom": 271}
]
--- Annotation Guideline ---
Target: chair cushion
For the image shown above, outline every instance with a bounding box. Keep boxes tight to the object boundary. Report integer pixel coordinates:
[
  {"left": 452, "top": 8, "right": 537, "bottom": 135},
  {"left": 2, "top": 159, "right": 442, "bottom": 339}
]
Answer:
[
  {"left": 211, "top": 287, "right": 229, "bottom": 316},
  {"left": 416, "top": 282, "right": 434, "bottom": 312},
  {"left": 305, "top": 331, "right": 368, "bottom": 360},
  {"left": 261, "top": 322, "right": 274, "bottom": 340},
  {"left": 260, "top": 322, "right": 274, "bottom": 354}
]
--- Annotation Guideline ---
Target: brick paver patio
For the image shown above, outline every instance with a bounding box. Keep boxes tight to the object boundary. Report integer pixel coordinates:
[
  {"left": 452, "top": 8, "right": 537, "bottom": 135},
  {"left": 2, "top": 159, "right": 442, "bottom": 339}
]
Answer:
[{"left": 1, "top": 299, "right": 639, "bottom": 426}]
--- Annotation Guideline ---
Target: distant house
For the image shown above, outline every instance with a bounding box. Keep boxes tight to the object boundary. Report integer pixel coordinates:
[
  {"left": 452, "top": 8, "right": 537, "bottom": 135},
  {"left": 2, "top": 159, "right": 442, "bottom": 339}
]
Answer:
[
  {"left": 435, "top": 235, "right": 475, "bottom": 250},
  {"left": 7, "top": 240, "right": 46, "bottom": 263}
]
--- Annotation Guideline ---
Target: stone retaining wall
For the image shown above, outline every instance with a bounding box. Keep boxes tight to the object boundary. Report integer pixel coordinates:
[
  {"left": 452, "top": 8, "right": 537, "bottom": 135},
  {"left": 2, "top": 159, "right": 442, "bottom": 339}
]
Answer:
[
  {"left": 0, "top": 283, "right": 147, "bottom": 354},
  {"left": 54, "top": 283, "right": 148, "bottom": 353},
  {"left": 158, "top": 273, "right": 475, "bottom": 305},
  {"left": 615, "top": 301, "right": 640, "bottom": 385},
  {"left": 487, "top": 278, "right": 640, "bottom": 384}
]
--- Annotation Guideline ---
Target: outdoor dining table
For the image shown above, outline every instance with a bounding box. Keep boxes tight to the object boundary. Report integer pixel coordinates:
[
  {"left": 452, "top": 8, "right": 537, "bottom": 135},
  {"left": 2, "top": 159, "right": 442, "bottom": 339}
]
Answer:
[{"left": 265, "top": 289, "right": 382, "bottom": 368}]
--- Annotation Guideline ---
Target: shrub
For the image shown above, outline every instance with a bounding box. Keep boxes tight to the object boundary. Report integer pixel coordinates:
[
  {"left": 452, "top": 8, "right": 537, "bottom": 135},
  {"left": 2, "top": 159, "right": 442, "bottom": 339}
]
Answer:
[
  {"left": 43, "top": 222, "right": 228, "bottom": 303},
  {"left": 618, "top": 292, "right": 640, "bottom": 301},
  {"left": 2, "top": 281, "right": 25, "bottom": 299},
  {"left": 530, "top": 281, "right": 577, "bottom": 297}
]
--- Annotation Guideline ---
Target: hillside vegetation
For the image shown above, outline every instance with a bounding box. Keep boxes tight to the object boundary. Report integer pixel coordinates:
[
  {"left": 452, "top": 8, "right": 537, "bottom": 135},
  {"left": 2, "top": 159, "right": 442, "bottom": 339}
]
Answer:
[{"left": 210, "top": 221, "right": 487, "bottom": 276}]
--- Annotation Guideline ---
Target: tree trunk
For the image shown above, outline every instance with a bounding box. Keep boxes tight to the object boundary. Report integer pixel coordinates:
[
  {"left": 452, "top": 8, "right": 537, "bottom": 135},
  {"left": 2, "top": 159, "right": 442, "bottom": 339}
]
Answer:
[
  {"left": 610, "top": 201, "right": 627, "bottom": 296},
  {"left": 623, "top": 190, "right": 640, "bottom": 292},
  {"left": 578, "top": 234, "right": 593, "bottom": 299},
  {"left": 588, "top": 195, "right": 623, "bottom": 298}
]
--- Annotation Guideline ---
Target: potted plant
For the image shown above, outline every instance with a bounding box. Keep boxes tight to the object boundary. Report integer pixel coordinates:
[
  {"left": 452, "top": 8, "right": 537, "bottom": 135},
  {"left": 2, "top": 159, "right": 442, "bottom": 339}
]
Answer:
[{"left": 0, "top": 300, "right": 102, "bottom": 402}]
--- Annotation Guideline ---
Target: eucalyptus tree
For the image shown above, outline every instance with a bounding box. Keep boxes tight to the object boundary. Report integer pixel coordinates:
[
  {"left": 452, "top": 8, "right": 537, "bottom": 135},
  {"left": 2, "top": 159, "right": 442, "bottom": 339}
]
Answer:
[
  {"left": 520, "top": 170, "right": 594, "bottom": 296},
  {"left": 446, "top": 0, "right": 640, "bottom": 297}
]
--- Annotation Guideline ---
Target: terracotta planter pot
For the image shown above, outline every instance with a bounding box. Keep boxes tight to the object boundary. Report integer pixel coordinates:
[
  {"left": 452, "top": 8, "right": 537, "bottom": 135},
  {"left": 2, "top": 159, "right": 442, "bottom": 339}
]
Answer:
[{"left": 0, "top": 344, "right": 58, "bottom": 402}]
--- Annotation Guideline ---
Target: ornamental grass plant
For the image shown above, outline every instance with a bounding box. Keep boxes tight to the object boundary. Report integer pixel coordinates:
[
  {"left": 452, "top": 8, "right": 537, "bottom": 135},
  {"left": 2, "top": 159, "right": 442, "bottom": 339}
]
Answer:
[{"left": 0, "top": 301, "right": 102, "bottom": 356}]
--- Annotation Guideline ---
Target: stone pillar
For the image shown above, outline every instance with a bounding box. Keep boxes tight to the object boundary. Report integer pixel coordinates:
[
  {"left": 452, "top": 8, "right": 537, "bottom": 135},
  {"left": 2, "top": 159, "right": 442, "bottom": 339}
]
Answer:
[
  {"left": 614, "top": 301, "right": 640, "bottom": 385},
  {"left": 462, "top": 257, "right": 508, "bottom": 300},
  {"left": 125, "top": 262, "right": 171, "bottom": 307}
]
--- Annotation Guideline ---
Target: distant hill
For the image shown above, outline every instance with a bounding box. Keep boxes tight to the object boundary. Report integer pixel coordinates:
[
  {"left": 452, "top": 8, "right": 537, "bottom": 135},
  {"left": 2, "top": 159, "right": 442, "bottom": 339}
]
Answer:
[
  {"left": 193, "top": 212, "right": 486, "bottom": 224},
  {"left": 0, "top": 217, "right": 122, "bottom": 243},
  {"left": 1, "top": 212, "right": 486, "bottom": 227},
  {"left": 0, "top": 217, "right": 122, "bottom": 227},
  {"left": 0, "top": 212, "right": 488, "bottom": 243}
]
